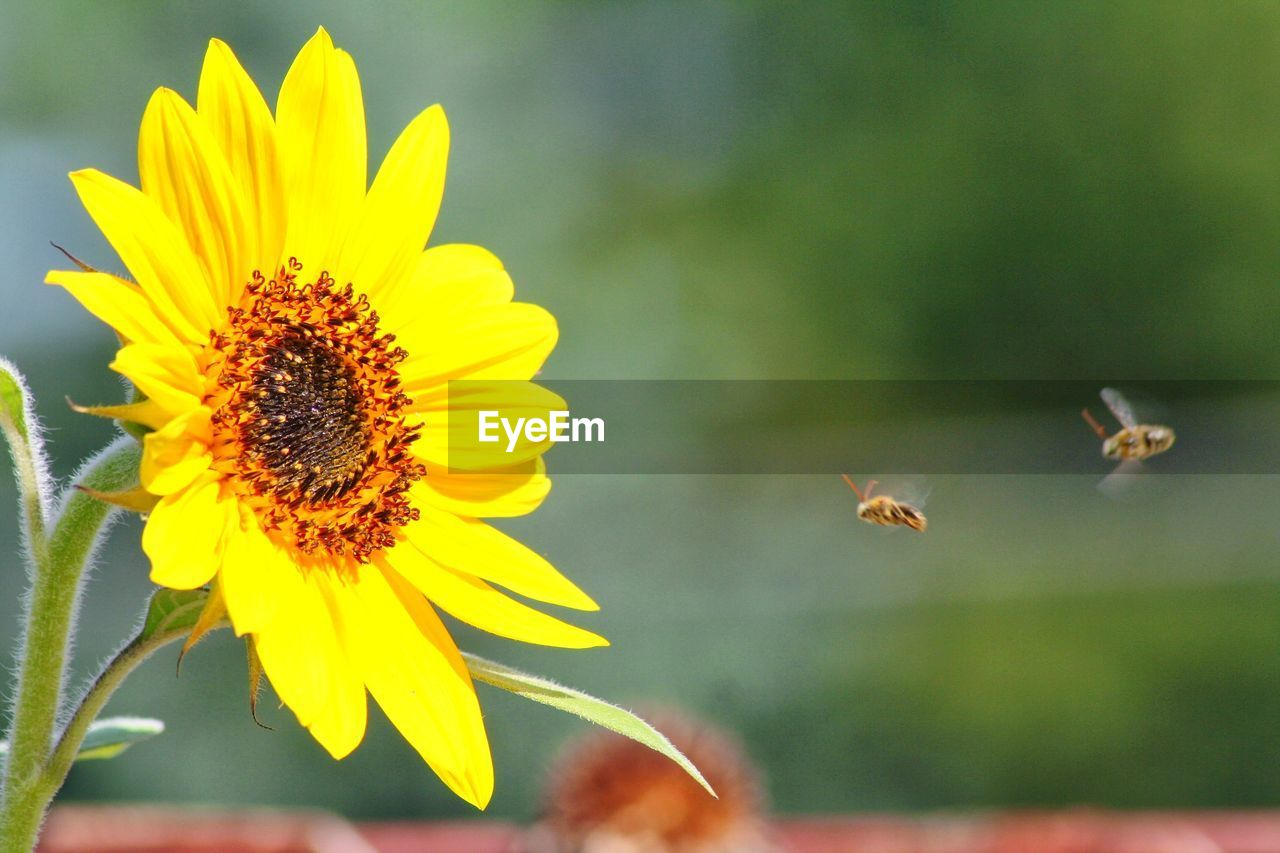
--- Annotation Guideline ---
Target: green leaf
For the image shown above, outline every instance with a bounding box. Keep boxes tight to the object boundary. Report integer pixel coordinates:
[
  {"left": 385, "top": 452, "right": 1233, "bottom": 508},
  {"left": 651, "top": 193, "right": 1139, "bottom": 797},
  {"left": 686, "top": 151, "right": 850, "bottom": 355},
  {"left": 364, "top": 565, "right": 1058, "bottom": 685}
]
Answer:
[
  {"left": 141, "top": 588, "right": 210, "bottom": 641},
  {"left": 461, "top": 652, "right": 716, "bottom": 797},
  {"left": 0, "top": 358, "right": 29, "bottom": 443},
  {"left": 0, "top": 716, "right": 163, "bottom": 763},
  {"left": 74, "top": 717, "right": 165, "bottom": 761}
]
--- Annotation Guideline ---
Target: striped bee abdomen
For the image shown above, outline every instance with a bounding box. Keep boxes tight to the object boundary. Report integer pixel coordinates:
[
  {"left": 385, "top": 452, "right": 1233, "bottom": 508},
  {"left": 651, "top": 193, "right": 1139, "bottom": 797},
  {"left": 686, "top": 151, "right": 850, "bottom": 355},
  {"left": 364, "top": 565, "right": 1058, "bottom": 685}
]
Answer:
[{"left": 857, "top": 496, "right": 927, "bottom": 532}]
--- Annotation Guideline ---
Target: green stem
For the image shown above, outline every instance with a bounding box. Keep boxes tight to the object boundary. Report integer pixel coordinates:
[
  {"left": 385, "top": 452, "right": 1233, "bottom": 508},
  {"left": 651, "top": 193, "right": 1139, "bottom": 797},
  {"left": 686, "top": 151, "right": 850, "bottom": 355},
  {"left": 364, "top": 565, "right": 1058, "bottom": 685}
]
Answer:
[
  {"left": 0, "top": 370, "right": 50, "bottom": 584},
  {"left": 0, "top": 438, "right": 139, "bottom": 851},
  {"left": 1, "top": 434, "right": 48, "bottom": 576},
  {"left": 40, "top": 616, "right": 202, "bottom": 805}
]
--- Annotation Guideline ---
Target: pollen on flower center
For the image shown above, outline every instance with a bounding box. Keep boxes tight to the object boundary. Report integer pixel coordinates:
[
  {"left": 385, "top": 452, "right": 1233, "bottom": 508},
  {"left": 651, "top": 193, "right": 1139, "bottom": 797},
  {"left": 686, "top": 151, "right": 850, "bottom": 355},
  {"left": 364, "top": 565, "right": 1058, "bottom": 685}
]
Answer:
[
  {"left": 247, "top": 332, "right": 371, "bottom": 504},
  {"left": 207, "top": 258, "right": 426, "bottom": 562}
]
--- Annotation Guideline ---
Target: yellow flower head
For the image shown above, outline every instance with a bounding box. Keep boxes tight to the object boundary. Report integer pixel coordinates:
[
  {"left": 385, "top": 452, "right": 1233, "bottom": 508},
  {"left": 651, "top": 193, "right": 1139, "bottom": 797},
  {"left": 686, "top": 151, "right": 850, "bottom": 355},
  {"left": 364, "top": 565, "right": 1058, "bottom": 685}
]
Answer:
[{"left": 47, "top": 28, "right": 605, "bottom": 808}]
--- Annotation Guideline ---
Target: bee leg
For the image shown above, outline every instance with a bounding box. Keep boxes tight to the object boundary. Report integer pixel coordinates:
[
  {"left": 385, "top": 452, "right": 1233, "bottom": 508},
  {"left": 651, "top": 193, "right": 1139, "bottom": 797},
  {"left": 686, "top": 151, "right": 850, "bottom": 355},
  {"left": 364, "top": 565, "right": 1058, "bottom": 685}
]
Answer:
[
  {"left": 841, "top": 474, "right": 864, "bottom": 501},
  {"left": 1081, "top": 408, "right": 1108, "bottom": 440}
]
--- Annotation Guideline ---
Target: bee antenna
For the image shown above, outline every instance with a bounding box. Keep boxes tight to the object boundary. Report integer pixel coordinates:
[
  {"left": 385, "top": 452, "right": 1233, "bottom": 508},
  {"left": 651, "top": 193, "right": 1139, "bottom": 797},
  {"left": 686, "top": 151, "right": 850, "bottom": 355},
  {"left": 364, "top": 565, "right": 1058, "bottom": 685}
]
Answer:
[
  {"left": 865, "top": 479, "right": 878, "bottom": 498},
  {"left": 1081, "top": 408, "right": 1108, "bottom": 440},
  {"left": 841, "top": 474, "right": 864, "bottom": 501}
]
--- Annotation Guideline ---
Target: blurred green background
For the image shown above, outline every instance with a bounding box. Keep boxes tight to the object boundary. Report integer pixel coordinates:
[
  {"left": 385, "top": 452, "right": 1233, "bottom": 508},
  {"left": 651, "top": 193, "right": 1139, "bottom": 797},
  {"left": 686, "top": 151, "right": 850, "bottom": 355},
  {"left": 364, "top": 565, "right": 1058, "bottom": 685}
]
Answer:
[{"left": 3, "top": 0, "right": 1280, "bottom": 821}]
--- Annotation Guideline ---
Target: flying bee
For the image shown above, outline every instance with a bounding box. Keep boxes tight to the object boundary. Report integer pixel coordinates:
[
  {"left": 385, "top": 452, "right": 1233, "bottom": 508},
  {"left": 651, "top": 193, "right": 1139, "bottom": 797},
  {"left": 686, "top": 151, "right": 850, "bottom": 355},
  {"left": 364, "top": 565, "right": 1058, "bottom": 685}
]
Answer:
[
  {"left": 1082, "top": 387, "right": 1175, "bottom": 496},
  {"left": 841, "top": 475, "right": 927, "bottom": 532},
  {"left": 1081, "top": 387, "right": 1176, "bottom": 462}
]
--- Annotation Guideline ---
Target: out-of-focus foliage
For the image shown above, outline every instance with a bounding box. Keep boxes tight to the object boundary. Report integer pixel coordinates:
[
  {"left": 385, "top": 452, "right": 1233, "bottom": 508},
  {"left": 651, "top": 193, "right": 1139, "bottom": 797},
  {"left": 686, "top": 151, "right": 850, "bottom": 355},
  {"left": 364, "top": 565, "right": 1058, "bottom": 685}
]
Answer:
[
  {"left": 752, "top": 585, "right": 1280, "bottom": 811},
  {"left": 1, "top": 0, "right": 1279, "bottom": 822}
]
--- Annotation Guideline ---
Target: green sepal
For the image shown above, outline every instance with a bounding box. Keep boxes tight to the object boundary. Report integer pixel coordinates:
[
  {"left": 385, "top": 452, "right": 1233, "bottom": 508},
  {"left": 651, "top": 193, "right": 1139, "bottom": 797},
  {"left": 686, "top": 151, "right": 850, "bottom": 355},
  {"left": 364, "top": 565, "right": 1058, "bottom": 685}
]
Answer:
[
  {"left": 246, "top": 637, "right": 271, "bottom": 729},
  {"left": 50, "top": 242, "right": 99, "bottom": 274},
  {"left": 119, "top": 419, "right": 152, "bottom": 441},
  {"left": 67, "top": 398, "right": 159, "bottom": 441},
  {"left": 178, "top": 583, "right": 228, "bottom": 674},
  {"left": 461, "top": 652, "right": 716, "bottom": 797},
  {"left": 0, "top": 361, "right": 30, "bottom": 443},
  {"left": 141, "top": 588, "right": 212, "bottom": 641},
  {"left": 75, "top": 483, "right": 159, "bottom": 514}
]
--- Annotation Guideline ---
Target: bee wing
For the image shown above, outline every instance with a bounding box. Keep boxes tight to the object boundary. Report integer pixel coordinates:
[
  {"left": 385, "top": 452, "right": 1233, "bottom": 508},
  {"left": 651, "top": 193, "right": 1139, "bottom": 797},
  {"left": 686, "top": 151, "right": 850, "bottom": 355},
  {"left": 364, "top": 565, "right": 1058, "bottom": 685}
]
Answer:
[
  {"left": 877, "top": 475, "right": 930, "bottom": 509},
  {"left": 1100, "top": 387, "right": 1138, "bottom": 430},
  {"left": 1098, "top": 459, "right": 1144, "bottom": 499},
  {"left": 902, "top": 484, "right": 931, "bottom": 511}
]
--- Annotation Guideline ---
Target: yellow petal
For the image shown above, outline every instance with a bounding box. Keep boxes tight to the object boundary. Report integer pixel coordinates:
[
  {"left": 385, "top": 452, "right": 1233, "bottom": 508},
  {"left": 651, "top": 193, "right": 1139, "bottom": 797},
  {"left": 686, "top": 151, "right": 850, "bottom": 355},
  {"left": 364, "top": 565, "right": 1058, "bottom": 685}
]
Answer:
[
  {"left": 142, "top": 475, "right": 230, "bottom": 589},
  {"left": 339, "top": 105, "right": 448, "bottom": 299},
  {"left": 138, "top": 87, "right": 251, "bottom": 309},
  {"left": 308, "top": 572, "right": 369, "bottom": 759},
  {"left": 253, "top": 591, "right": 332, "bottom": 730},
  {"left": 69, "top": 169, "right": 221, "bottom": 344},
  {"left": 140, "top": 408, "right": 213, "bottom": 496},
  {"left": 253, "top": 565, "right": 365, "bottom": 757},
  {"left": 398, "top": 302, "right": 558, "bottom": 396},
  {"left": 218, "top": 506, "right": 291, "bottom": 636},
  {"left": 110, "top": 343, "right": 203, "bottom": 420},
  {"left": 385, "top": 542, "right": 606, "bottom": 649},
  {"left": 276, "top": 28, "right": 366, "bottom": 272},
  {"left": 414, "top": 458, "right": 551, "bottom": 519},
  {"left": 46, "top": 270, "right": 185, "bottom": 351},
  {"left": 404, "top": 499, "right": 595, "bottom": 609},
  {"left": 412, "top": 380, "right": 567, "bottom": 470},
  {"left": 417, "top": 245, "right": 512, "bottom": 303},
  {"left": 348, "top": 559, "right": 493, "bottom": 808},
  {"left": 197, "top": 38, "right": 286, "bottom": 296},
  {"left": 376, "top": 243, "right": 516, "bottom": 340}
]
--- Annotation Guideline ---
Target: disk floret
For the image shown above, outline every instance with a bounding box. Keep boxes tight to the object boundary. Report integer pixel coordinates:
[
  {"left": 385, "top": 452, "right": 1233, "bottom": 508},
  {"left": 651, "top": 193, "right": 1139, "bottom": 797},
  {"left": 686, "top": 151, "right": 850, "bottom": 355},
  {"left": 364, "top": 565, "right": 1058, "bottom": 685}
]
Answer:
[{"left": 208, "top": 258, "right": 425, "bottom": 561}]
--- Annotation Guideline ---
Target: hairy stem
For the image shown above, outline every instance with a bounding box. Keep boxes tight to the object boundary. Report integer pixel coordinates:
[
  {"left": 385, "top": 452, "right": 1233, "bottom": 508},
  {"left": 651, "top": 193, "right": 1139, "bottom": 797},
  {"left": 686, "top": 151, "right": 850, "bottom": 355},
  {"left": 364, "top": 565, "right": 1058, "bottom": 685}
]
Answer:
[
  {"left": 0, "top": 438, "right": 140, "bottom": 851},
  {"left": 40, "top": 615, "right": 207, "bottom": 805},
  {"left": 0, "top": 359, "right": 52, "bottom": 586}
]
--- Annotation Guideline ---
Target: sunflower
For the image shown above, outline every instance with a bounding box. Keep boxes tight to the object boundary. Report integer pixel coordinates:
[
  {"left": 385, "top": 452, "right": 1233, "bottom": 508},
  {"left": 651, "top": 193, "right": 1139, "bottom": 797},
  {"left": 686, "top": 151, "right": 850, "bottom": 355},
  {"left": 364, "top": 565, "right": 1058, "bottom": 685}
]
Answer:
[{"left": 47, "top": 28, "right": 605, "bottom": 808}]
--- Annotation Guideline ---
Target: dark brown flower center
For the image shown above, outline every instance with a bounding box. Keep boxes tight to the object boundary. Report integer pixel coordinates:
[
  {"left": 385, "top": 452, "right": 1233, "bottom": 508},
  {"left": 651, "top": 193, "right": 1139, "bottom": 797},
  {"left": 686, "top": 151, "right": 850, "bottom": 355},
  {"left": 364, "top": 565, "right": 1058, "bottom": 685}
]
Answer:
[
  {"left": 244, "top": 332, "right": 371, "bottom": 505},
  {"left": 207, "top": 259, "right": 425, "bottom": 562}
]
